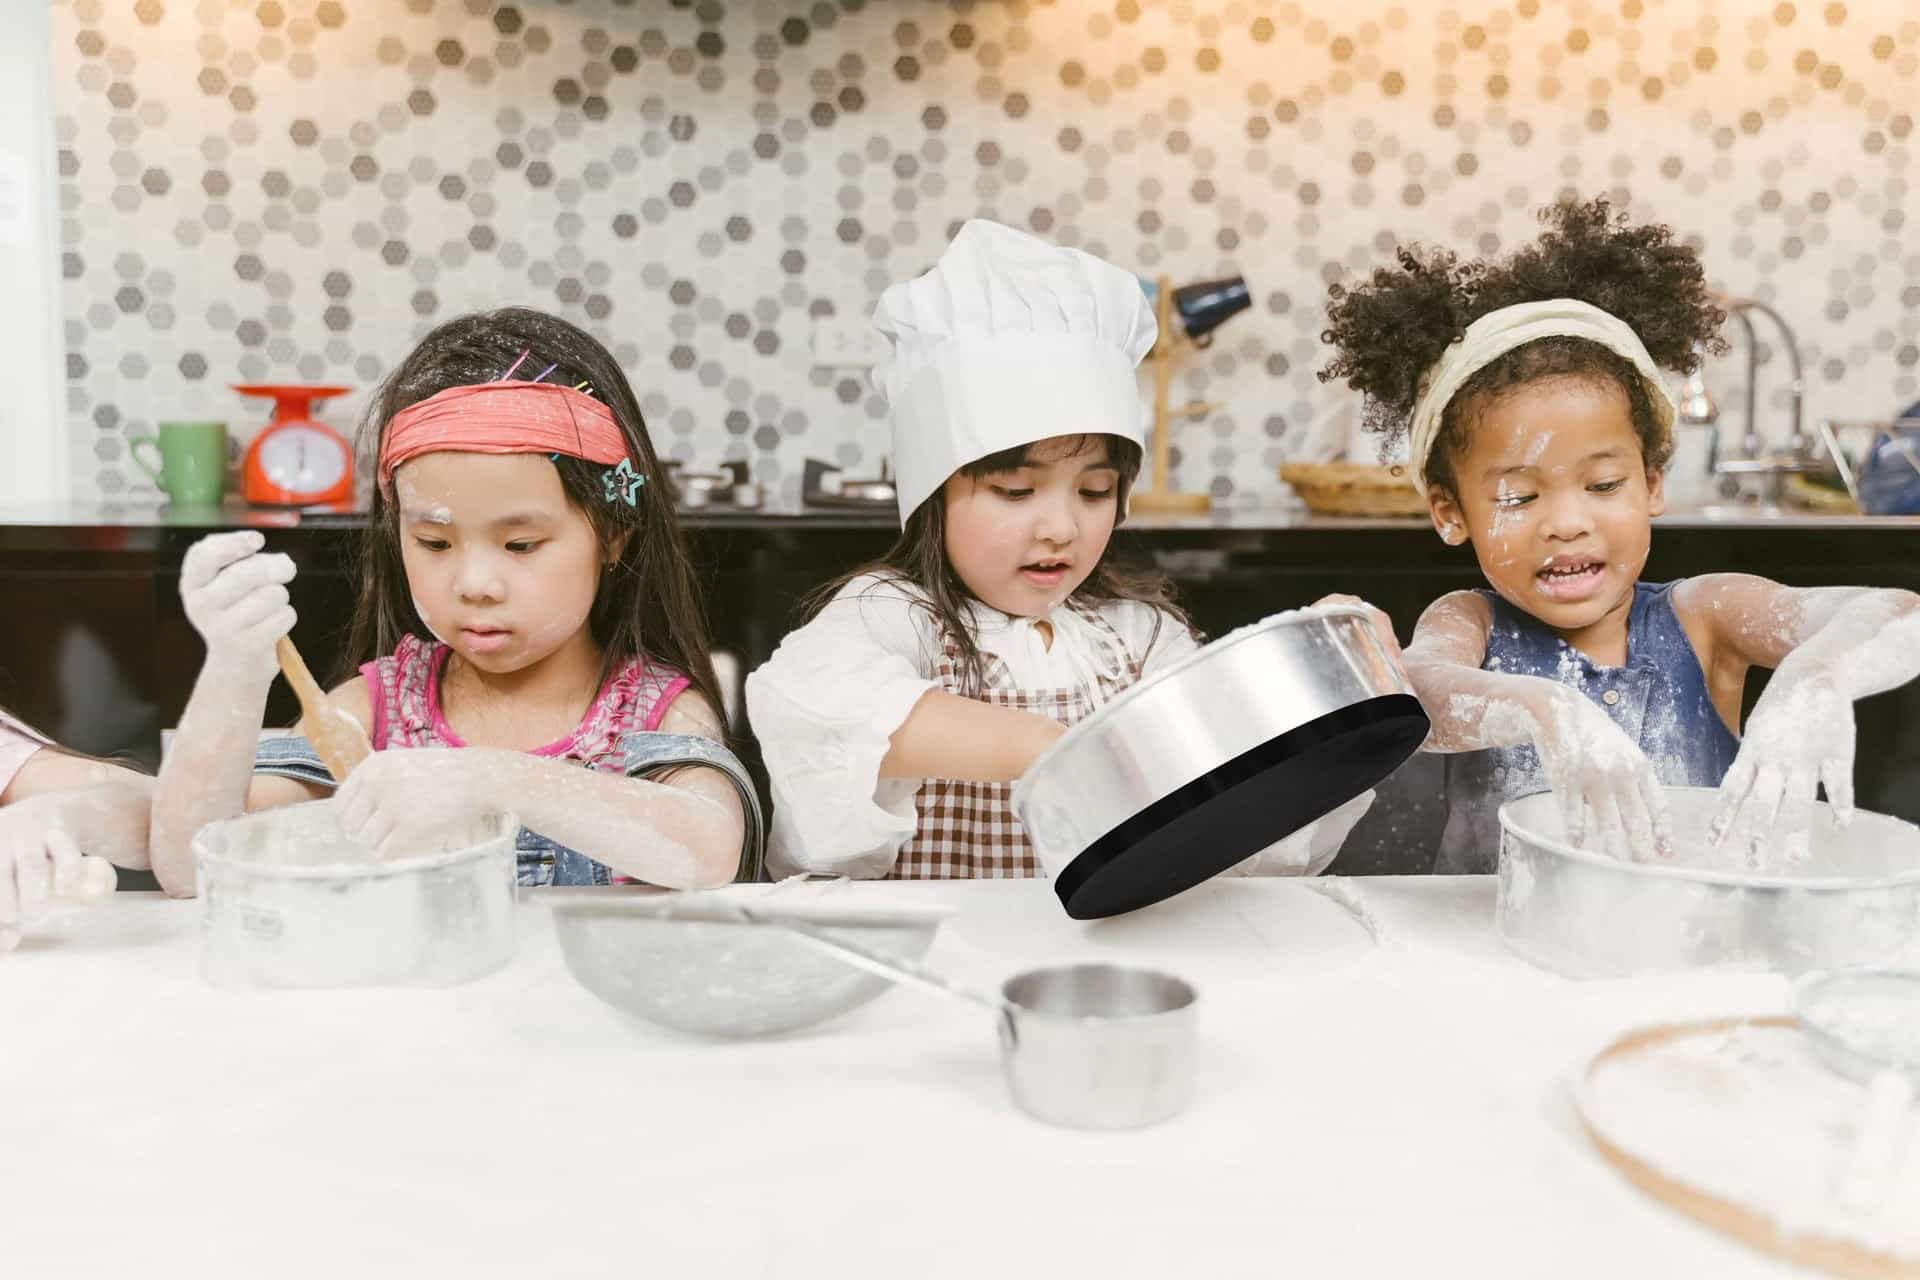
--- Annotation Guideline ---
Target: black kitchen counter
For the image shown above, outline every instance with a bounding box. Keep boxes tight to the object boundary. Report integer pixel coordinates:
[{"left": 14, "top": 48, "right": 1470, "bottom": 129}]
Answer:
[
  {"left": 4, "top": 498, "right": 1916, "bottom": 872},
  {"left": 1, "top": 497, "right": 1915, "bottom": 544}
]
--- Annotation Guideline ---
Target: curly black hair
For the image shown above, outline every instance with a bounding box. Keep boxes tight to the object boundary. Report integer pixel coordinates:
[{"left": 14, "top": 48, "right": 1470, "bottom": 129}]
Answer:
[{"left": 1319, "top": 197, "right": 1727, "bottom": 493}]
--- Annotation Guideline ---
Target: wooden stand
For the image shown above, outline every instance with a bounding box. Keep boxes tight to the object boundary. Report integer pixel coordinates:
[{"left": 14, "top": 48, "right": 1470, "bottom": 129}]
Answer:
[{"left": 1130, "top": 274, "right": 1217, "bottom": 516}]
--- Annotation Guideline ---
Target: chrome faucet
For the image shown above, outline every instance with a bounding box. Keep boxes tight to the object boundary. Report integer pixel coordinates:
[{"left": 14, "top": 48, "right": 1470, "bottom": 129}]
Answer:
[{"left": 1685, "top": 293, "right": 1818, "bottom": 506}]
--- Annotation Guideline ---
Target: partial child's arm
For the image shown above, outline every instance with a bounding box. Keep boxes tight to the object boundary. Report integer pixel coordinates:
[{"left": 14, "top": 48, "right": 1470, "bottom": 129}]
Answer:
[
  {"left": 878, "top": 690, "right": 1066, "bottom": 783},
  {"left": 3, "top": 751, "right": 153, "bottom": 869},
  {"left": 333, "top": 691, "right": 746, "bottom": 890},
  {"left": 149, "top": 532, "right": 324, "bottom": 896},
  {"left": 3, "top": 756, "right": 153, "bottom": 870},
  {"left": 1682, "top": 574, "right": 1920, "bottom": 865},
  {"left": 1, "top": 764, "right": 155, "bottom": 950},
  {"left": 1402, "top": 591, "right": 1671, "bottom": 860}
]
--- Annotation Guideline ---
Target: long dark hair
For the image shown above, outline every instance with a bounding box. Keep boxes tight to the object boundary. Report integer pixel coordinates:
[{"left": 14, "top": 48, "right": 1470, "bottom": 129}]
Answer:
[
  {"left": 805, "top": 434, "right": 1195, "bottom": 697},
  {"left": 340, "top": 308, "right": 725, "bottom": 733}
]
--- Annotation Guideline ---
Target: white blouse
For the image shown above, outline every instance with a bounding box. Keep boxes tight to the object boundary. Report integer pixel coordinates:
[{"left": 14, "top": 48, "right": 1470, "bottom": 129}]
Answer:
[{"left": 745, "top": 573, "right": 1201, "bottom": 879}]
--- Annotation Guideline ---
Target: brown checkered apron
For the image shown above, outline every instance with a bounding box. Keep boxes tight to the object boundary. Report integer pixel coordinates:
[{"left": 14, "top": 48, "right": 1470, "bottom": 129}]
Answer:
[{"left": 892, "top": 605, "right": 1145, "bottom": 879}]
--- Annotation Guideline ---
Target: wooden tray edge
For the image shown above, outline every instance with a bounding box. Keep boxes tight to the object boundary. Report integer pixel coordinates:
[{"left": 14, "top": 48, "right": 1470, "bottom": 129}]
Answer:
[{"left": 1576, "top": 1015, "right": 1920, "bottom": 1280}]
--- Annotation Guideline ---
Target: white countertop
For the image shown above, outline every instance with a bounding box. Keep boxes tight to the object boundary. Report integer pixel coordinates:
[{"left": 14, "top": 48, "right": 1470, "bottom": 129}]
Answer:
[{"left": 0, "top": 877, "right": 1810, "bottom": 1279}]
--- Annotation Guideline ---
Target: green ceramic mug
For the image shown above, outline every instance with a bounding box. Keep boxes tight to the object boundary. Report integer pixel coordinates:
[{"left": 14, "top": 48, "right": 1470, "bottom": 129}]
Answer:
[{"left": 130, "top": 421, "right": 228, "bottom": 507}]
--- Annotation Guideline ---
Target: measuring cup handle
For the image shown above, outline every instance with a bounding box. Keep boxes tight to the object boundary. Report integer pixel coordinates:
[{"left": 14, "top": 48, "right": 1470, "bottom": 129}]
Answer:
[
  {"left": 739, "top": 907, "right": 1005, "bottom": 1016},
  {"left": 129, "top": 436, "right": 165, "bottom": 486}
]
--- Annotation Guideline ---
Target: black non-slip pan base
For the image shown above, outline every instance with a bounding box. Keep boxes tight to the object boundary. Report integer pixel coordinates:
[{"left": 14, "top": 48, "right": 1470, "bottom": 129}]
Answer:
[{"left": 1051, "top": 694, "right": 1431, "bottom": 920}]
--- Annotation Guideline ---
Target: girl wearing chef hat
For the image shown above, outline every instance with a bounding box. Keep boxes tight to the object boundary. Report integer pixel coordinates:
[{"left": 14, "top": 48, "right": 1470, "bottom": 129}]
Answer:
[
  {"left": 1321, "top": 196, "right": 1920, "bottom": 874},
  {"left": 749, "top": 219, "right": 1375, "bottom": 880}
]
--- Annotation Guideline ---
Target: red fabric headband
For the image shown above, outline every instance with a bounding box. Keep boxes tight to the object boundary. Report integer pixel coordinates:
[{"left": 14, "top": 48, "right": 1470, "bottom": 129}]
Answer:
[{"left": 377, "top": 381, "right": 629, "bottom": 498}]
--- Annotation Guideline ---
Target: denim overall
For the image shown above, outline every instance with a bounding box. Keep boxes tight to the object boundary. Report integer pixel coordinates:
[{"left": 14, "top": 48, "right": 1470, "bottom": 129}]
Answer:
[{"left": 1435, "top": 581, "right": 1740, "bottom": 874}]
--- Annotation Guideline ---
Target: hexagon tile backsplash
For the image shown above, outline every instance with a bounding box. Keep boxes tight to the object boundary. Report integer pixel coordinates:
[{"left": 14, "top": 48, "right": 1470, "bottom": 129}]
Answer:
[{"left": 51, "top": 0, "right": 1920, "bottom": 506}]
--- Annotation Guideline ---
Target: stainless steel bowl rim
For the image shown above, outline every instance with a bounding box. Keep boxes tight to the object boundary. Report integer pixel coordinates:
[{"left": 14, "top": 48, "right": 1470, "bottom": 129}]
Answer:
[
  {"left": 1010, "top": 603, "right": 1375, "bottom": 808},
  {"left": 1498, "top": 786, "right": 1920, "bottom": 891},
  {"left": 999, "top": 963, "right": 1200, "bottom": 1024},
  {"left": 193, "top": 810, "right": 519, "bottom": 883},
  {"left": 548, "top": 894, "right": 952, "bottom": 930},
  {"left": 1792, "top": 968, "right": 1920, "bottom": 1021},
  {"left": 1790, "top": 968, "right": 1920, "bottom": 1082}
]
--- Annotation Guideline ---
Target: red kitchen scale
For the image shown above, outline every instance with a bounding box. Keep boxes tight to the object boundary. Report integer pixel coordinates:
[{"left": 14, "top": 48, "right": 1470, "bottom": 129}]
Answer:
[{"left": 235, "top": 384, "right": 355, "bottom": 507}]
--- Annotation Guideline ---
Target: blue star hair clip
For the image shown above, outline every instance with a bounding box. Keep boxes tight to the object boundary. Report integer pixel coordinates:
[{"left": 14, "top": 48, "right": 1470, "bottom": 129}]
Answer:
[{"left": 604, "top": 457, "right": 644, "bottom": 506}]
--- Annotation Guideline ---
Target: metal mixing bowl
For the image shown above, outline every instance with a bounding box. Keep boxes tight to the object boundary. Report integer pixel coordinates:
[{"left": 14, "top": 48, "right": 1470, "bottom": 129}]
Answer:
[
  {"left": 195, "top": 801, "right": 518, "bottom": 989},
  {"left": 1013, "top": 604, "right": 1427, "bottom": 918},
  {"left": 551, "top": 893, "right": 950, "bottom": 1037},
  {"left": 1497, "top": 786, "right": 1920, "bottom": 977}
]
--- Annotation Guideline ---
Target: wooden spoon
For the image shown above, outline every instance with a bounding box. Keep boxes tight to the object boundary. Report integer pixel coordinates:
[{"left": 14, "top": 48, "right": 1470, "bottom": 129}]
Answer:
[{"left": 275, "top": 635, "right": 372, "bottom": 782}]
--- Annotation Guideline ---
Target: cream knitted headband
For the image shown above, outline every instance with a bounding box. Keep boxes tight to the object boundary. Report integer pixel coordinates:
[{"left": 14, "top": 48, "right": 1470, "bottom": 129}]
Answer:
[{"left": 1405, "top": 298, "right": 1677, "bottom": 495}]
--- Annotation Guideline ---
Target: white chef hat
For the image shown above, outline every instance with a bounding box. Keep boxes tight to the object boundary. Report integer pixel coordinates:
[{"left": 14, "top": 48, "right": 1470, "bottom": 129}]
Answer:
[{"left": 873, "top": 219, "right": 1157, "bottom": 525}]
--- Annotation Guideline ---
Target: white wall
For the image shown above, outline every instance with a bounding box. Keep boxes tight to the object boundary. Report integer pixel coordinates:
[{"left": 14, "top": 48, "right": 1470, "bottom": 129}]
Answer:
[{"left": 0, "top": 0, "right": 65, "bottom": 506}]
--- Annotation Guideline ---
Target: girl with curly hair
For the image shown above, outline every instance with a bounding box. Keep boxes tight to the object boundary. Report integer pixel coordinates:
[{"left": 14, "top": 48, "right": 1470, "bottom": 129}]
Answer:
[{"left": 1322, "top": 197, "right": 1920, "bottom": 874}]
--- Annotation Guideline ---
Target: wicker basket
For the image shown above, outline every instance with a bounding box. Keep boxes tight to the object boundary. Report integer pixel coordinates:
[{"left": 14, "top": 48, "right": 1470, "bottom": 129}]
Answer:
[
  {"left": 1784, "top": 473, "right": 1861, "bottom": 515},
  {"left": 1279, "top": 461, "right": 1429, "bottom": 517}
]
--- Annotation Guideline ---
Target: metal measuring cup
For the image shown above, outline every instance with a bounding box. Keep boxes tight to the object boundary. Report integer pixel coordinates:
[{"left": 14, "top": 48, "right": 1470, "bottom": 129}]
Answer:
[{"left": 731, "top": 904, "right": 1199, "bottom": 1131}]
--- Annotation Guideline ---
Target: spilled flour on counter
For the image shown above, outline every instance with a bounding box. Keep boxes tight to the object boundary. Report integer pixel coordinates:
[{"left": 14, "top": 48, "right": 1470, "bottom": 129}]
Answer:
[
  {"left": 1302, "top": 878, "right": 1396, "bottom": 951},
  {"left": 1579, "top": 1021, "right": 1920, "bottom": 1261}
]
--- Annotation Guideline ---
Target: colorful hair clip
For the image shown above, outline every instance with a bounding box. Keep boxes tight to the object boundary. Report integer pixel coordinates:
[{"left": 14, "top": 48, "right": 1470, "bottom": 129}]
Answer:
[
  {"left": 498, "top": 348, "right": 531, "bottom": 381},
  {"left": 532, "top": 362, "right": 559, "bottom": 383},
  {"left": 603, "top": 457, "right": 644, "bottom": 506}
]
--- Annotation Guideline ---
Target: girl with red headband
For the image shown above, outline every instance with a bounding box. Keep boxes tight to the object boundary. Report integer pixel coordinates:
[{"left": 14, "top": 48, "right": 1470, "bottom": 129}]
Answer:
[{"left": 150, "top": 309, "right": 761, "bottom": 893}]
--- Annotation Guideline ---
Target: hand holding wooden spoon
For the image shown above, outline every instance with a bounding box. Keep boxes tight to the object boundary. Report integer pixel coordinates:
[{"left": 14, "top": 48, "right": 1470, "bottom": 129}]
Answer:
[{"left": 275, "top": 635, "right": 372, "bottom": 782}]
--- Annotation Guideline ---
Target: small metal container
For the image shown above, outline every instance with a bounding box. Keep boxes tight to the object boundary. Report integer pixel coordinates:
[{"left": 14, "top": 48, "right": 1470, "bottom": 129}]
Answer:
[
  {"left": 1013, "top": 605, "right": 1428, "bottom": 918},
  {"left": 997, "top": 963, "right": 1198, "bottom": 1131},
  {"left": 194, "top": 801, "right": 518, "bottom": 989},
  {"left": 839, "top": 478, "right": 897, "bottom": 504},
  {"left": 675, "top": 471, "right": 730, "bottom": 510},
  {"left": 1497, "top": 786, "right": 1920, "bottom": 978},
  {"left": 737, "top": 912, "right": 1202, "bottom": 1130},
  {"left": 1794, "top": 969, "right": 1920, "bottom": 1088}
]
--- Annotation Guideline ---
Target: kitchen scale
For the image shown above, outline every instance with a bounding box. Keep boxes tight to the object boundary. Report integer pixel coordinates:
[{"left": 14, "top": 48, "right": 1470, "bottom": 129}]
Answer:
[{"left": 235, "top": 384, "right": 354, "bottom": 507}]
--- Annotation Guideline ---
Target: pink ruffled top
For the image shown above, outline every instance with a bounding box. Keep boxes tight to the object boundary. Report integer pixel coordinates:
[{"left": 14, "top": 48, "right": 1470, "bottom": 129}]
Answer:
[{"left": 361, "top": 634, "right": 690, "bottom": 772}]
